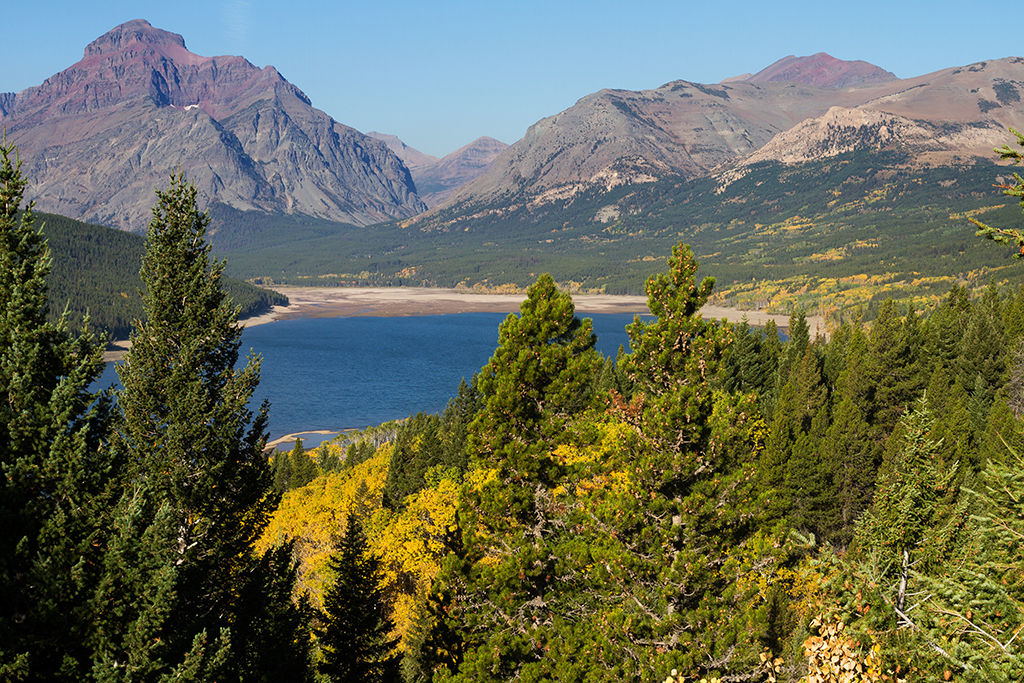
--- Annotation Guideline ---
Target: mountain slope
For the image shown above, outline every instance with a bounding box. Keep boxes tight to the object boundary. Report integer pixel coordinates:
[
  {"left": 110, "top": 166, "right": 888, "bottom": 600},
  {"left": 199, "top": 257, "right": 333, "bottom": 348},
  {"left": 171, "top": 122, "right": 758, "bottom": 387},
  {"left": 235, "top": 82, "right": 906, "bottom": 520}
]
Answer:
[
  {"left": 39, "top": 211, "right": 286, "bottom": 339},
  {"left": 411, "top": 136, "right": 509, "bottom": 207},
  {"left": 0, "top": 20, "right": 426, "bottom": 231},
  {"left": 422, "top": 56, "right": 1024, "bottom": 225}
]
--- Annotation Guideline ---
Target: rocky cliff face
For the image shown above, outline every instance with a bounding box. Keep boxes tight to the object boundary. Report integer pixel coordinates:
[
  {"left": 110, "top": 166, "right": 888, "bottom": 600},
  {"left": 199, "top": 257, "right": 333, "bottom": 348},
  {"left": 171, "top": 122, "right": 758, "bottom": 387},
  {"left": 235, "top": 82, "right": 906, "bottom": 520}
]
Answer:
[
  {"left": 430, "top": 55, "right": 1024, "bottom": 218},
  {"left": 0, "top": 20, "right": 426, "bottom": 230}
]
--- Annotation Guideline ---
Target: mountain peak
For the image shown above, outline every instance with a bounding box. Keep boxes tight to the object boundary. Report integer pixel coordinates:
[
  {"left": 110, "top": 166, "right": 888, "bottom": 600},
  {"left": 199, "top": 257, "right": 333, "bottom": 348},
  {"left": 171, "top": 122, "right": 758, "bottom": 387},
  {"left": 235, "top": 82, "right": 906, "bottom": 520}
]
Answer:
[
  {"left": 2, "top": 20, "right": 425, "bottom": 230},
  {"left": 84, "top": 19, "right": 189, "bottom": 59},
  {"left": 739, "top": 52, "right": 898, "bottom": 89}
]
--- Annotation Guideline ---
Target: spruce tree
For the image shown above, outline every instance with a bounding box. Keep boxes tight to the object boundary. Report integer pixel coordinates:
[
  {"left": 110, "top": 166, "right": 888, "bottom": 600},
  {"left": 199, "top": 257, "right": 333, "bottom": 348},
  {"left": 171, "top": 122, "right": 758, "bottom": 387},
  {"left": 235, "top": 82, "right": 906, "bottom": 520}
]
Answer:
[
  {"left": 108, "top": 172, "right": 310, "bottom": 681},
  {"left": 854, "top": 399, "right": 969, "bottom": 620},
  {"left": 468, "top": 272, "right": 602, "bottom": 487},
  {"left": 822, "top": 397, "right": 875, "bottom": 546},
  {"left": 288, "top": 438, "right": 319, "bottom": 490},
  {"left": 318, "top": 516, "right": 400, "bottom": 683},
  {"left": 383, "top": 412, "right": 443, "bottom": 509},
  {"left": 0, "top": 139, "right": 115, "bottom": 680}
]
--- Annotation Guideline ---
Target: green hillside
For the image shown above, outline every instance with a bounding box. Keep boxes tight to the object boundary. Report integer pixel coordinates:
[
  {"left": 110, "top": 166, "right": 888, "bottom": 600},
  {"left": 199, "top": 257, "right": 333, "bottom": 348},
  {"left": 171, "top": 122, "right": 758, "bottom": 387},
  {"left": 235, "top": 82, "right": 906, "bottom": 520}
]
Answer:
[
  {"left": 210, "top": 149, "right": 1024, "bottom": 321},
  {"left": 39, "top": 211, "right": 288, "bottom": 340}
]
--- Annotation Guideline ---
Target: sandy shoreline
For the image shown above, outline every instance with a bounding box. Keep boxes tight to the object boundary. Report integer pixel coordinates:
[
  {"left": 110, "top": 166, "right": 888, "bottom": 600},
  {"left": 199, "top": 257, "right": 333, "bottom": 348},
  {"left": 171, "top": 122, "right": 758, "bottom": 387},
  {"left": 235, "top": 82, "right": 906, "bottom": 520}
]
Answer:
[
  {"left": 242, "top": 286, "right": 822, "bottom": 329},
  {"left": 103, "top": 286, "right": 825, "bottom": 362}
]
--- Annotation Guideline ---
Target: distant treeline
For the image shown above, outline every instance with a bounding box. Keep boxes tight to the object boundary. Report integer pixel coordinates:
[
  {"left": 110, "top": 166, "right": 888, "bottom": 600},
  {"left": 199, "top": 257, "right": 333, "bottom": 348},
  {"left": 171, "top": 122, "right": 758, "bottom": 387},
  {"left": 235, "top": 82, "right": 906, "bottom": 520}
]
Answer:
[{"left": 38, "top": 211, "right": 288, "bottom": 340}]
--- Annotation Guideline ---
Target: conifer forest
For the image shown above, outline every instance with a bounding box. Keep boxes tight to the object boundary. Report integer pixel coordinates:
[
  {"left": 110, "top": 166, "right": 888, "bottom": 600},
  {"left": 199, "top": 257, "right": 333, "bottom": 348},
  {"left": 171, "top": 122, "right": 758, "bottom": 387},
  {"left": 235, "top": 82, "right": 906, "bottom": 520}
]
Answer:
[{"left": 4, "top": 133, "right": 1024, "bottom": 682}]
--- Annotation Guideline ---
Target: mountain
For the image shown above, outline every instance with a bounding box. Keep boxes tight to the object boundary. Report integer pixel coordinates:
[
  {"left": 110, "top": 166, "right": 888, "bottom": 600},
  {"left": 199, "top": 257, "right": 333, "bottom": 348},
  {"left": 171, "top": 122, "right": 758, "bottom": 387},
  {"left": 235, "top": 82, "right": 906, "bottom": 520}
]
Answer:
[
  {"left": 410, "top": 137, "right": 509, "bottom": 207},
  {"left": 421, "top": 56, "right": 1024, "bottom": 224},
  {"left": 0, "top": 20, "right": 426, "bottom": 231},
  {"left": 367, "top": 133, "right": 508, "bottom": 207},
  {"left": 739, "top": 52, "right": 898, "bottom": 88},
  {"left": 367, "top": 132, "right": 440, "bottom": 174}
]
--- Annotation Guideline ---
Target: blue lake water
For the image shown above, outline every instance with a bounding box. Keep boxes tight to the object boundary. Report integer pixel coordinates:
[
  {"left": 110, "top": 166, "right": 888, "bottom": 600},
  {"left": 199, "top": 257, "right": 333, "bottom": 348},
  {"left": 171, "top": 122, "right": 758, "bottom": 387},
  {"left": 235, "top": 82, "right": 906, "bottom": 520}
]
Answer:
[{"left": 95, "top": 312, "right": 646, "bottom": 443}]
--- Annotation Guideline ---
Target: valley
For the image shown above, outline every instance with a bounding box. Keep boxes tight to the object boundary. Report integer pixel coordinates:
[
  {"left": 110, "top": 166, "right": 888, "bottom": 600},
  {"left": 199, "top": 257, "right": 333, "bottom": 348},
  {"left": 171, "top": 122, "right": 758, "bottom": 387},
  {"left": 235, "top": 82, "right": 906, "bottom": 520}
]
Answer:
[
  {"left": 7, "top": 15, "right": 1024, "bottom": 682},
  {"left": 6, "top": 21, "right": 1024, "bottom": 330}
]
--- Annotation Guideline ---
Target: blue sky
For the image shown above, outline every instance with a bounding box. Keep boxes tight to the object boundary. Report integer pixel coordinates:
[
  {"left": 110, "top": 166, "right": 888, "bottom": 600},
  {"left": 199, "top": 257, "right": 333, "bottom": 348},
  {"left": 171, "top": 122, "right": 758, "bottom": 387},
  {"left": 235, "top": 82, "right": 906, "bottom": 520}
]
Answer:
[{"left": 1, "top": 1, "right": 1016, "bottom": 158}]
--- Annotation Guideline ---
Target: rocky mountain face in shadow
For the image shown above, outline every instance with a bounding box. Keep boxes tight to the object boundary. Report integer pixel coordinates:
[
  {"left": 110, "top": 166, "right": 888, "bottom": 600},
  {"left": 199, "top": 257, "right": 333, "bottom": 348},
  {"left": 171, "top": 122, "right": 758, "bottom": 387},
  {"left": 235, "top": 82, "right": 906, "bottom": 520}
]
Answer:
[
  {"left": 367, "top": 132, "right": 441, "bottom": 175},
  {"left": 0, "top": 20, "right": 426, "bottom": 230},
  {"left": 422, "top": 54, "right": 1024, "bottom": 224},
  {"left": 368, "top": 133, "right": 509, "bottom": 207}
]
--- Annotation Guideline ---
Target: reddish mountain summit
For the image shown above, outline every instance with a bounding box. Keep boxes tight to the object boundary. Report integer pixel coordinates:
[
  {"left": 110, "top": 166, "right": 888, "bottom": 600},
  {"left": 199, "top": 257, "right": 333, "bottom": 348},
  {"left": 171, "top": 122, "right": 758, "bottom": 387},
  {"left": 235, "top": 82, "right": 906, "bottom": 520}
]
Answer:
[{"left": 734, "top": 52, "right": 898, "bottom": 89}]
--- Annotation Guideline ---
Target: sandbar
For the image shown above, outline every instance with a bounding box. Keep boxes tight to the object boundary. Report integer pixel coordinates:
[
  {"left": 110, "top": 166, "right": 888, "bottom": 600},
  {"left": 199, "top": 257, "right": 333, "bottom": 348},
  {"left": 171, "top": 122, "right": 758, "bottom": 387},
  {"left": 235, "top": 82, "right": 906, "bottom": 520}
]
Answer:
[
  {"left": 242, "top": 286, "right": 824, "bottom": 332},
  {"left": 103, "top": 286, "right": 825, "bottom": 362}
]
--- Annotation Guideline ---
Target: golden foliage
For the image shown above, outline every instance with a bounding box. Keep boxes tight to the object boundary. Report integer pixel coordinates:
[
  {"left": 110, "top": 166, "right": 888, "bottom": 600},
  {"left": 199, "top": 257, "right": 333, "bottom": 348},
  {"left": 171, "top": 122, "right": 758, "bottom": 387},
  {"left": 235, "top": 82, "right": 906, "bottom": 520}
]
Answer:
[
  {"left": 367, "top": 473, "right": 461, "bottom": 645},
  {"left": 799, "top": 617, "right": 886, "bottom": 683},
  {"left": 257, "top": 444, "right": 391, "bottom": 610}
]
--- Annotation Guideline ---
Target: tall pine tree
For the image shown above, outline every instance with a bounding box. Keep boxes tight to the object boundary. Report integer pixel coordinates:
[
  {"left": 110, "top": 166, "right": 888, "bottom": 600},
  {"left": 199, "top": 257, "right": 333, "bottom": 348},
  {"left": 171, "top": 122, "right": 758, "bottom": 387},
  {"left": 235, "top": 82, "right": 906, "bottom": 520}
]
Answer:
[
  {"left": 0, "top": 139, "right": 115, "bottom": 680},
  {"left": 318, "top": 516, "right": 401, "bottom": 683},
  {"left": 106, "top": 172, "right": 310, "bottom": 681}
]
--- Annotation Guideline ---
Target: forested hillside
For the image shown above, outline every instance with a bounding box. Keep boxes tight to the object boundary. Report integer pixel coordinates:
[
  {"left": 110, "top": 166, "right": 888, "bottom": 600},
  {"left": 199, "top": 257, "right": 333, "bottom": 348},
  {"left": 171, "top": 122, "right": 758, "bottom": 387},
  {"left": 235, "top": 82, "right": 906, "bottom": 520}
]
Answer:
[
  {"left": 39, "top": 211, "right": 287, "bottom": 339},
  {"left": 265, "top": 239, "right": 1024, "bottom": 682},
  {"left": 7, "top": 132, "right": 1024, "bottom": 682},
  {"left": 213, "top": 147, "right": 1024, "bottom": 324}
]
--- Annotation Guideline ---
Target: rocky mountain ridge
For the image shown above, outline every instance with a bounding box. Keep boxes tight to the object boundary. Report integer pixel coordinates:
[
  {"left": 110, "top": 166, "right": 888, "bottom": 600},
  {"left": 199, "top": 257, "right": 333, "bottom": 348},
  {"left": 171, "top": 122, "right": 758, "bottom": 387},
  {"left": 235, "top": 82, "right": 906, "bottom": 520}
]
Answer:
[
  {"left": 0, "top": 19, "right": 426, "bottom": 231},
  {"left": 367, "top": 132, "right": 441, "bottom": 174},
  {"left": 423, "top": 55, "right": 1024, "bottom": 225},
  {"left": 730, "top": 52, "right": 899, "bottom": 88}
]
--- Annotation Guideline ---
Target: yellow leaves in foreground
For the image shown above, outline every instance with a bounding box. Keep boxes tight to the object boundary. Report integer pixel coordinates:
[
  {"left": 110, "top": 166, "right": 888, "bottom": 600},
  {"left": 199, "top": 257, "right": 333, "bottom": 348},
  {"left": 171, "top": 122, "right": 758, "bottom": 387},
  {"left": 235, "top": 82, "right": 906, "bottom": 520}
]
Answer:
[
  {"left": 257, "top": 444, "right": 391, "bottom": 610},
  {"left": 368, "top": 473, "right": 460, "bottom": 644},
  {"left": 800, "top": 617, "right": 885, "bottom": 683},
  {"left": 259, "top": 442, "right": 462, "bottom": 649}
]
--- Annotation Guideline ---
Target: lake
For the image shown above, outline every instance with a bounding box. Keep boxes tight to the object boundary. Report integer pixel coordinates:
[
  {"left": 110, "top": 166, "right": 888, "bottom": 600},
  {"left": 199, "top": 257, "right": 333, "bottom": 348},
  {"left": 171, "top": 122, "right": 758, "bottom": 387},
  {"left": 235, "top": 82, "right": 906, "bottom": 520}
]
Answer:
[{"left": 95, "top": 312, "right": 646, "bottom": 446}]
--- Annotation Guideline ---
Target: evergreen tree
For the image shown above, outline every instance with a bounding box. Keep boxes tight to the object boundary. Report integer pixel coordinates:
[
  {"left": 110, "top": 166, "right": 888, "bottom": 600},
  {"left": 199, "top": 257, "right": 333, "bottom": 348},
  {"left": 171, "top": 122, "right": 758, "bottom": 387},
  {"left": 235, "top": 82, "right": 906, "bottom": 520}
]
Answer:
[
  {"left": 437, "top": 376, "right": 483, "bottom": 473},
  {"left": 925, "top": 284, "right": 972, "bottom": 376},
  {"left": 108, "top": 172, "right": 309, "bottom": 680},
  {"left": 384, "top": 412, "right": 443, "bottom": 509},
  {"left": 318, "top": 442, "right": 343, "bottom": 472},
  {"left": 900, "top": 431, "right": 1024, "bottom": 680},
  {"left": 821, "top": 396, "right": 875, "bottom": 546},
  {"left": 437, "top": 247, "right": 779, "bottom": 683},
  {"left": 318, "top": 516, "right": 400, "bottom": 683},
  {"left": 623, "top": 243, "right": 732, "bottom": 458},
  {"left": 776, "top": 310, "right": 811, "bottom": 392},
  {"left": 288, "top": 438, "right": 319, "bottom": 490},
  {"left": 620, "top": 244, "right": 778, "bottom": 677},
  {"left": 957, "top": 279, "right": 1005, "bottom": 401},
  {"left": 273, "top": 445, "right": 295, "bottom": 494},
  {"left": 468, "top": 272, "right": 602, "bottom": 487},
  {"left": 721, "top": 316, "right": 773, "bottom": 398},
  {"left": 854, "top": 399, "right": 969, "bottom": 626},
  {"left": 758, "top": 320, "right": 783, "bottom": 420},
  {"left": 759, "top": 347, "right": 827, "bottom": 521},
  {"left": 868, "top": 299, "right": 923, "bottom": 435},
  {"left": 0, "top": 139, "right": 115, "bottom": 680}
]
